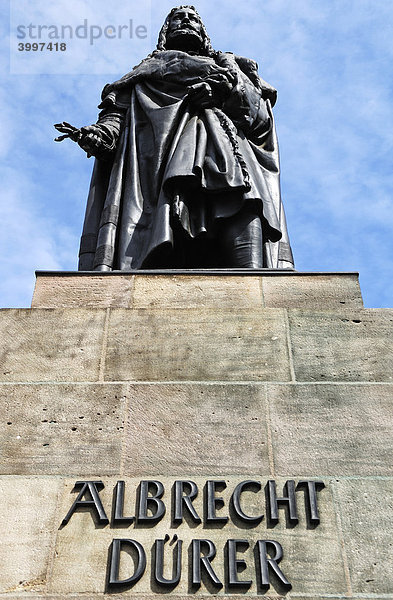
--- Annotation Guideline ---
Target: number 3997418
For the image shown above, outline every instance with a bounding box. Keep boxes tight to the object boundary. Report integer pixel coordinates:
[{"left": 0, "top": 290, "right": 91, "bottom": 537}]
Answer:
[{"left": 18, "top": 42, "right": 67, "bottom": 51}]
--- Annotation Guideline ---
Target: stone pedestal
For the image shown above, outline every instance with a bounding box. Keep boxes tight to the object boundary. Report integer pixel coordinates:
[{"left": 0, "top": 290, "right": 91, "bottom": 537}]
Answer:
[{"left": 1, "top": 271, "right": 392, "bottom": 599}]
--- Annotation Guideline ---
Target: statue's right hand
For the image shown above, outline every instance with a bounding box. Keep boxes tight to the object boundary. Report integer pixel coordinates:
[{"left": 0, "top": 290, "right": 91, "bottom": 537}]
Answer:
[
  {"left": 54, "top": 121, "right": 82, "bottom": 142},
  {"left": 78, "top": 125, "right": 104, "bottom": 157}
]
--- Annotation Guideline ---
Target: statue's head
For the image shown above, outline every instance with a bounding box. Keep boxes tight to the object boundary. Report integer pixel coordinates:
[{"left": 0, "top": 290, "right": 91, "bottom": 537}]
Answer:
[{"left": 157, "top": 5, "right": 214, "bottom": 55}]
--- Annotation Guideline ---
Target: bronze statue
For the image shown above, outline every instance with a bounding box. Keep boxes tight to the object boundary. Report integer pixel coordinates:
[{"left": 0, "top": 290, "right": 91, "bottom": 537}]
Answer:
[{"left": 55, "top": 6, "right": 294, "bottom": 270}]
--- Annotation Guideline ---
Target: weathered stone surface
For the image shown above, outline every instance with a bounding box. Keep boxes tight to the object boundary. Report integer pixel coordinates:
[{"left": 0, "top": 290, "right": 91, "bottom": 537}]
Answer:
[
  {"left": 132, "top": 275, "right": 262, "bottom": 309},
  {"left": 32, "top": 274, "right": 134, "bottom": 308},
  {"left": 335, "top": 477, "right": 393, "bottom": 595},
  {"left": 3, "top": 381, "right": 392, "bottom": 480},
  {"left": 288, "top": 309, "right": 393, "bottom": 381},
  {"left": 123, "top": 384, "right": 269, "bottom": 475},
  {"left": 104, "top": 308, "right": 290, "bottom": 382},
  {"left": 1, "top": 274, "right": 391, "bottom": 599},
  {"left": 267, "top": 383, "right": 393, "bottom": 476},
  {"left": 32, "top": 272, "right": 363, "bottom": 310},
  {"left": 0, "top": 476, "right": 60, "bottom": 593},
  {"left": 0, "top": 309, "right": 105, "bottom": 382},
  {"left": 262, "top": 273, "right": 363, "bottom": 308},
  {"left": 0, "top": 597, "right": 349, "bottom": 600},
  {"left": 0, "top": 384, "right": 127, "bottom": 475},
  {"left": 51, "top": 477, "right": 345, "bottom": 596}
]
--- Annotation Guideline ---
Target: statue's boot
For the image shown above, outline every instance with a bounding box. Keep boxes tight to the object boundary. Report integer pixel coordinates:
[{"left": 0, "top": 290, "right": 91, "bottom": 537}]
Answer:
[{"left": 218, "top": 206, "right": 263, "bottom": 268}]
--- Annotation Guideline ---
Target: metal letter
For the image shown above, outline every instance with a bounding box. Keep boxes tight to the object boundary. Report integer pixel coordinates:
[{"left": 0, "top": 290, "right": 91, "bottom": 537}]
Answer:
[
  {"left": 107, "top": 539, "right": 146, "bottom": 589},
  {"left": 137, "top": 480, "right": 166, "bottom": 524},
  {"left": 173, "top": 480, "right": 201, "bottom": 524},
  {"left": 227, "top": 539, "right": 252, "bottom": 588},
  {"left": 154, "top": 538, "right": 182, "bottom": 586},
  {"left": 296, "top": 480, "right": 325, "bottom": 526},
  {"left": 61, "top": 480, "right": 109, "bottom": 526},
  {"left": 231, "top": 480, "right": 263, "bottom": 524},
  {"left": 206, "top": 480, "right": 228, "bottom": 524},
  {"left": 113, "top": 480, "right": 134, "bottom": 526},
  {"left": 191, "top": 539, "right": 223, "bottom": 588},
  {"left": 266, "top": 480, "right": 298, "bottom": 525},
  {"left": 256, "top": 540, "right": 291, "bottom": 591}
]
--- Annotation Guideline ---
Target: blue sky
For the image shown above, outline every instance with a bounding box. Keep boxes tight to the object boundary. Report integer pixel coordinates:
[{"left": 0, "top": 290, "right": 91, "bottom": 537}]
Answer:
[{"left": 1, "top": 0, "right": 393, "bottom": 308}]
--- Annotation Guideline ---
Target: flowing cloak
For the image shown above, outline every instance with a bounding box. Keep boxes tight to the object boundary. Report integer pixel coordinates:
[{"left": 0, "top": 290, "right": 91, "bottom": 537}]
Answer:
[{"left": 78, "top": 50, "right": 294, "bottom": 271}]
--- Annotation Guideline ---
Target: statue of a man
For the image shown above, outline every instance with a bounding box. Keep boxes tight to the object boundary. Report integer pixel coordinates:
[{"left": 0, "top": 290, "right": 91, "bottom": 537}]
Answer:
[{"left": 55, "top": 5, "right": 294, "bottom": 270}]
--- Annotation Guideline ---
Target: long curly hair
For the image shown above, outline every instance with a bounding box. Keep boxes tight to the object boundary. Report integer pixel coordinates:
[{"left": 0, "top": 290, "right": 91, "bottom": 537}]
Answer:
[{"left": 156, "top": 6, "right": 214, "bottom": 56}]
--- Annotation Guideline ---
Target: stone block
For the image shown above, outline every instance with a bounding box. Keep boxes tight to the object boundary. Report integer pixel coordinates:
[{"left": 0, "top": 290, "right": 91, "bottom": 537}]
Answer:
[
  {"left": 288, "top": 309, "right": 393, "bottom": 381},
  {"left": 50, "top": 477, "right": 345, "bottom": 596},
  {"left": 0, "top": 384, "right": 128, "bottom": 475},
  {"left": 335, "top": 477, "right": 393, "bottom": 595},
  {"left": 262, "top": 273, "right": 363, "bottom": 308},
  {"left": 267, "top": 384, "right": 393, "bottom": 476},
  {"left": 32, "top": 274, "right": 134, "bottom": 308},
  {"left": 123, "top": 383, "right": 269, "bottom": 475},
  {"left": 104, "top": 308, "right": 290, "bottom": 382},
  {"left": 132, "top": 275, "right": 262, "bottom": 309},
  {"left": 32, "top": 272, "right": 363, "bottom": 310},
  {"left": 0, "top": 309, "right": 105, "bottom": 382},
  {"left": 0, "top": 476, "right": 60, "bottom": 593}
]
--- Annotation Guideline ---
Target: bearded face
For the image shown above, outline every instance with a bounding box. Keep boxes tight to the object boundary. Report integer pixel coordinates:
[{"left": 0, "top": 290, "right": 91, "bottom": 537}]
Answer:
[{"left": 165, "top": 7, "right": 204, "bottom": 51}]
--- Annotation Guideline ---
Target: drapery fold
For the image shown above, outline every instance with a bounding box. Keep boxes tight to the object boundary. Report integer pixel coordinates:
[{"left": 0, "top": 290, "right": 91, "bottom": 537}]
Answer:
[{"left": 78, "top": 50, "right": 294, "bottom": 271}]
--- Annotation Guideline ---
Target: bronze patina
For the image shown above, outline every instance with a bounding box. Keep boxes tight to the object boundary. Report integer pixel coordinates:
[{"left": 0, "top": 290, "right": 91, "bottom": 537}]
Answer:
[{"left": 55, "top": 6, "right": 294, "bottom": 270}]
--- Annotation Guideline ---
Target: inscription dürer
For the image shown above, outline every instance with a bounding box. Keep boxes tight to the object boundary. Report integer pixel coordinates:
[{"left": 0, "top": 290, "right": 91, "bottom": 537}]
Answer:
[{"left": 61, "top": 479, "right": 324, "bottom": 592}]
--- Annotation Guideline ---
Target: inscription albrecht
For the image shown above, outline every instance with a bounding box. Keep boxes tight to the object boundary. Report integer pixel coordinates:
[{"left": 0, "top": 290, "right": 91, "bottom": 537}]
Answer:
[{"left": 55, "top": 6, "right": 294, "bottom": 271}]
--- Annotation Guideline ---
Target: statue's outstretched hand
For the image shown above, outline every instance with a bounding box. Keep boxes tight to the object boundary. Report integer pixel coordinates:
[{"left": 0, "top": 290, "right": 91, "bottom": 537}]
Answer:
[
  {"left": 77, "top": 125, "right": 106, "bottom": 158},
  {"left": 54, "top": 122, "right": 82, "bottom": 142},
  {"left": 54, "top": 123, "right": 107, "bottom": 158}
]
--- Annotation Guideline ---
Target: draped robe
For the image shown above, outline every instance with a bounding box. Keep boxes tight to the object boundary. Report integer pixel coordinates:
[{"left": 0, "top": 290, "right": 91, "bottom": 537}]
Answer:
[{"left": 78, "top": 50, "right": 294, "bottom": 271}]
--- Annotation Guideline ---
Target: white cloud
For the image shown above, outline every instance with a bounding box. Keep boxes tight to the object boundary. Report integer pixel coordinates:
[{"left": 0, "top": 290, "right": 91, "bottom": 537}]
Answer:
[{"left": 0, "top": 166, "right": 78, "bottom": 307}]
